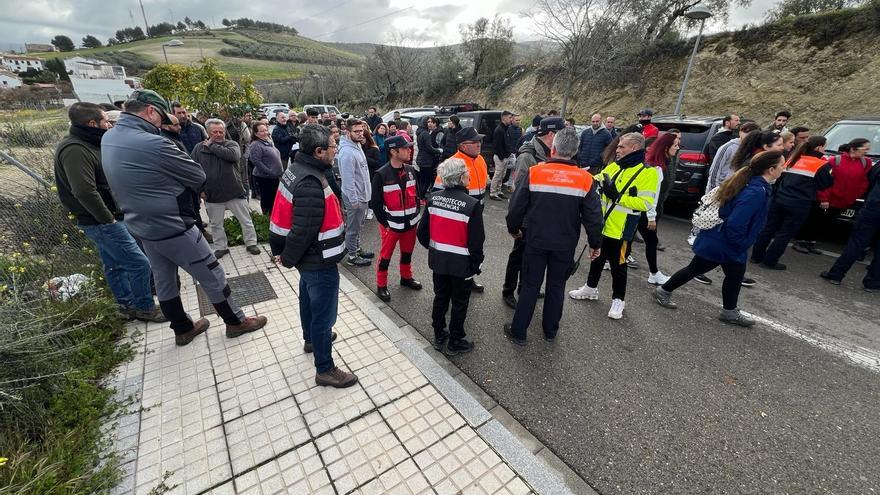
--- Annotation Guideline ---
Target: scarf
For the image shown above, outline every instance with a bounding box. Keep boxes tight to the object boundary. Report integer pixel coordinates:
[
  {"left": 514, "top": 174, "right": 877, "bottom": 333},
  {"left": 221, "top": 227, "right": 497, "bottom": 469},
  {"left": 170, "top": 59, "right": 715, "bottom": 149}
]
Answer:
[
  {"left": 69, "top": 124, "right": 106, "bottom": 147},
  {"left": 617, "top": 149, "right": 646, "bottom": 169}
]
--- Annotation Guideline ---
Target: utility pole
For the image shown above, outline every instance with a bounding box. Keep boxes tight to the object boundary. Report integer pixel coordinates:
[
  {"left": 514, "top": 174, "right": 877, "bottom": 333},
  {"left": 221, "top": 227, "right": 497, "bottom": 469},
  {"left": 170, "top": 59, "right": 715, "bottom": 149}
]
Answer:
[{"left": 139, "top": 0, "right": 150, "bottom": 37}]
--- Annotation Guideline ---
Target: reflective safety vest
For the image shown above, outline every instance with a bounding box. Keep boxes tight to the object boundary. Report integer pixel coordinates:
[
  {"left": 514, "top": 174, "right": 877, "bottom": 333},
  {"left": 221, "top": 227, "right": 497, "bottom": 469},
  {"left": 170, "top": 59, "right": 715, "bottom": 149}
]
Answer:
[
  {"left": 269, "top": 164, "right": 346, "bottom": 262},
  {"left": 528, "top": 161, "right": 594, "bottom": 198},
  {"left": 784, "top": 155, "right": 826, "bottom": 178},
  {"left": 433, "top": 150, "right": 489, "bottom": 204},
  {"left": 425, "top": 185, "right": 481, "bottom": 278},
  {"left": 374, "top": 163, "right": 420, "bottom": 232},
  {"left": 597, "top": 161, "right": 659, "bottom": 241}
]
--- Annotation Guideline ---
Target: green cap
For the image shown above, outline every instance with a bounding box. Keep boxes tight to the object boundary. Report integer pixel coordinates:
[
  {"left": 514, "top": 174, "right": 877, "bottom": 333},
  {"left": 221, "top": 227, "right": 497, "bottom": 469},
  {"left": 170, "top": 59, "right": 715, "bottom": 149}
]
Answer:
[{"left": 130, "top": 89, "right": 172, "bottom": 125}]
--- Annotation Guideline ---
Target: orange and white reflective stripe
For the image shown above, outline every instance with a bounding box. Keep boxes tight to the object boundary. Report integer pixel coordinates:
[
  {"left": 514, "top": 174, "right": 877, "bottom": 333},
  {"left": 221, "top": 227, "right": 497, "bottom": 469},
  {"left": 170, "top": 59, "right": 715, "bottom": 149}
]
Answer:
[
  {"left": 428, "top": 207, "right": 470, "bottom": 223},
  {"left": 430, "top": 240, "right": 469, "bottom": 255},
  {"left": 317, "top": 224, "right": 344, "bottom": 241},
  {"left": 382, "top": 184, "right": 399, "bottom": 192},
  {"left": 269, "top": 222, "right": 290, "bottom": 235},
  {"left": 528, "top": 184, "right": 587, "bottom": 197},
  {"left": 322, "top": 243, "right": 346, "bottom": 258}
]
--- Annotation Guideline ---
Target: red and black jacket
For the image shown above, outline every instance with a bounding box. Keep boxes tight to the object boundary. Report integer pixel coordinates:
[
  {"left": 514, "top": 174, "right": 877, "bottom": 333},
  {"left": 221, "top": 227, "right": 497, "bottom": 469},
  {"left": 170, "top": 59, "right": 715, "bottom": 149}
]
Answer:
[
  {"left": 370, "top": 163, "right": 421, "bottom": 232},
  {"left": 417, "top": 185, "right": 485, "bottom": 279}
]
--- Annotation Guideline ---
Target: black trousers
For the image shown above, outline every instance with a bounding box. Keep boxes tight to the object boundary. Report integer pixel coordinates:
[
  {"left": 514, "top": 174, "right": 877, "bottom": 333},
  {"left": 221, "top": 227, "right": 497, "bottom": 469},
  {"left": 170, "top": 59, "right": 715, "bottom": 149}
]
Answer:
[
  {"left": 510, "top": 246, "right": 573, "bottom": 339},
  {"left": 828, "top": 208, "right": 880, "bottom": 288},
  {"left": 416, "top": 166, "right": 436, "bottom": 199},
  {"left": 254, "top": 176, "right": 280, "bottom": 216},
  {"left": 628, "top": 214, "right": 660, "bottom": 273},
  {"left": 662, "top": 255, "right": 746, "bottom": 310},
  {"left": 503, "top": 233, "right": 526, "bottom": 296},
  {"left": 752, "top": 201, "right": 811, "bottom": 266},
  {"left": 587, "top": 236, "right": 628, "bottom": 300},
  {"left": 432, "top": 273, "right": 472, "bottom": 341},
  {"left": 797, "top": 206, "right": 842, "bottom": 242}
]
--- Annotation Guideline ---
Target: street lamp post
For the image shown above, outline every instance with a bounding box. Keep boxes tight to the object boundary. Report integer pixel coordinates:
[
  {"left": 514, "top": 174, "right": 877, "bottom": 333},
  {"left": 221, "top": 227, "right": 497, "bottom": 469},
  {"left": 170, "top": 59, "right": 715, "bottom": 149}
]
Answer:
[
  {"left": 161, "top": 44, "right": 168, "bottom": 63},
  {"left": 673, "top": 3, "right": 713, "bottom": 116},
  {"left": 312, "top": 74, "right": 325, "bottom": 105}
]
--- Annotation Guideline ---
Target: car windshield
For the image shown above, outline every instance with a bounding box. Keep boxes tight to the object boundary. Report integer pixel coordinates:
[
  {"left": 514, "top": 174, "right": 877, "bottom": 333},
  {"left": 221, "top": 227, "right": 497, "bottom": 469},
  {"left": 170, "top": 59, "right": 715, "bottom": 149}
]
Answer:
[
  {"left": 654, "top": 123, "right": 712, "bottom": 152},
  {"left": 824, "top": 122, "right": 880, "bottom": 157},
  {"left": 458, "top": 117, "right": 475, "bottom": 128}
]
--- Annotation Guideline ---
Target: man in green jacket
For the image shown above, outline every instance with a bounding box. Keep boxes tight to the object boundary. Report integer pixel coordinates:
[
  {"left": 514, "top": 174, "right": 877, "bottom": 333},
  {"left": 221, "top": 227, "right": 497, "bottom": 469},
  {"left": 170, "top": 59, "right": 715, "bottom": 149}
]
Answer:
[{"left": 54, "top": 102, "right": 165, "bottom": 322}]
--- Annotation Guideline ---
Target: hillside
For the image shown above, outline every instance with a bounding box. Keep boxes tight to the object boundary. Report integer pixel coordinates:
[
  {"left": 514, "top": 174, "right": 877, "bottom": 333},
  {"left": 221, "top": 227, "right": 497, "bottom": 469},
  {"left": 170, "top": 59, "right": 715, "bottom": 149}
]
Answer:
[
  {"left": 442, "top": 5, "right": 880, "bottom": 131},
  {"left": 31, "top": 29, "right": 365, "bottom": 81}
]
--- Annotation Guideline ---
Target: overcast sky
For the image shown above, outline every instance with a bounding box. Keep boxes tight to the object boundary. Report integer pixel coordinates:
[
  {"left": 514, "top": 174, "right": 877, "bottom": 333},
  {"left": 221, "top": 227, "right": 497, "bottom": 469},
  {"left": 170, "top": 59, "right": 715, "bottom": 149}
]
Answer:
[{"left": 0, "top": 0, "right": 776, "bottom": 50}]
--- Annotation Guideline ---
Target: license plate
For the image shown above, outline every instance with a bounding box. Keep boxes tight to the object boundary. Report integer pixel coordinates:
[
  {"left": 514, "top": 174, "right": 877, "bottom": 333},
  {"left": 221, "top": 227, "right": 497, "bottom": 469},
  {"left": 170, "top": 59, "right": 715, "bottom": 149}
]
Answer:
[{"left": 841, "top": 208, "right": 856, "bottom": 218}]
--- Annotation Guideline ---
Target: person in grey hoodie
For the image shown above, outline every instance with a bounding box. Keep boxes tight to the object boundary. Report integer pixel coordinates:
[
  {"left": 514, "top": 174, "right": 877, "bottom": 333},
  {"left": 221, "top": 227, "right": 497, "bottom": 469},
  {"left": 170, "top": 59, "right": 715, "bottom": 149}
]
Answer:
[
  {"left": 192, "top": 119, "right": 260, "bottom": 259},
  {"left": 337, "top": 119, "right": 374, "bottom": 266},
  {"left": 102, "top": 90, "right": 267, "bottom": 346}
]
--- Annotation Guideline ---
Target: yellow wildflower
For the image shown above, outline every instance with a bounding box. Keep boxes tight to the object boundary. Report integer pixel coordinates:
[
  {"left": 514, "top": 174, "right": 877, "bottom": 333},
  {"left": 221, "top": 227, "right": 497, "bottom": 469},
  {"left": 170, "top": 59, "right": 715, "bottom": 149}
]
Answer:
[
  {"left": 0, "top": 456, "right": 7, "bottom": 466},
  {"left": 22, "top": 242, "right": 30, "bottom": 248}
]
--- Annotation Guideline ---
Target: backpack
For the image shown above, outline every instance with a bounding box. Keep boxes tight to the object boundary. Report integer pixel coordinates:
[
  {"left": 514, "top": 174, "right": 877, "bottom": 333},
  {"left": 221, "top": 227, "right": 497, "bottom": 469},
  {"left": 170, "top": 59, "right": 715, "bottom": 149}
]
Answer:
[{"left": 692, "top": 186, "right": 724, "bottom": 231}]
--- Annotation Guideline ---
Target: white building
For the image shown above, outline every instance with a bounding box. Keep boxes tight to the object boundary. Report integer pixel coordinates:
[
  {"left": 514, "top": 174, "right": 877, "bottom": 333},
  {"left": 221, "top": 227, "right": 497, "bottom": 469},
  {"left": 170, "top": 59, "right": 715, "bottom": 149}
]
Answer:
[
  {"left": 0, "top": 69, "right": 23, "bottom": 89},
  {"left": 64, "top": 56, "right": 126, "bottom": 80},
  {"left": 0, "top": 55, "right": 45, "bottom": 73}
]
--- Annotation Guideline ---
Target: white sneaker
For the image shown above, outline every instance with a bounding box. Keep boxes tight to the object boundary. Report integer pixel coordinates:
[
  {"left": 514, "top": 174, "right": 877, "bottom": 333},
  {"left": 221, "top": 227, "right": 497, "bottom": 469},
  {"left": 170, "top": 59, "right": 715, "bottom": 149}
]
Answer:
[
  {"left": 648, "top": 271, "right": 670, "bottom": 285},
  {"left": 366, "top": 210, "right": 374, "bottom": 220},
  {"left": 608, "top": 299, "right": 625, "bottom": 319},
  {"left": 569, "top": 284, "right": 599, "bottom": 300},
  {"left": 603, "top": 261, "right": 610, "bottom": 271},
  {"left": 687, "top": 234, "right": 696, "bottom": 246}
]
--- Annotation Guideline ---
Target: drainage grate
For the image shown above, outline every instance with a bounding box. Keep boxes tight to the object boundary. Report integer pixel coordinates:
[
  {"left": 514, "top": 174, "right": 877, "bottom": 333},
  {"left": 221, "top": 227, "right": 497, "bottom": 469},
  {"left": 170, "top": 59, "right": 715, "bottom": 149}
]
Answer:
[{"left": 196, "top": 271, "right": 278, "bottom": 316}]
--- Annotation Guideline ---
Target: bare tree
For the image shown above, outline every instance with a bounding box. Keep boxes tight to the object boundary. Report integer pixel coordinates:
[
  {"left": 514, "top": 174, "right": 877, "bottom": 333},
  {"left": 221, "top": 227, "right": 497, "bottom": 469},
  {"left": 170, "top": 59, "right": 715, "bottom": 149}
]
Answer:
[
  {"left": 637, "top": 0, "right": 751, "bottom": 44},
  {"left": 527, "top": 0, "right": 638, "bottom": 117},
  {"left": 360, "top": 32, "right": 422, "bottom": 98},
  {"left": 459, "top": 16, "right": 514, "bottom": 80}
]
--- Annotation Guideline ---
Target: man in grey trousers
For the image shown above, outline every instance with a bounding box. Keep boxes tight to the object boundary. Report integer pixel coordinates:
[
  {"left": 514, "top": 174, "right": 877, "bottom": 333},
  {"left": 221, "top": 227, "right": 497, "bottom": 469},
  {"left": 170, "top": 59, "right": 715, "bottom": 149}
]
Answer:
[
  {"left": 337, "top": 118, "right": 373, "bottom": 267},
  {"left": 102, "top": 90, "right": 267, "bottom": 346}
]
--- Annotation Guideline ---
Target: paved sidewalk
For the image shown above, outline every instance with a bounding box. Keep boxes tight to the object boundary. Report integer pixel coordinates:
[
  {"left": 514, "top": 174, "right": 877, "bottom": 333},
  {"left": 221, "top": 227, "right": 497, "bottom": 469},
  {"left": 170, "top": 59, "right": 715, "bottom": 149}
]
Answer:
[{"left": 107, "top": 243, "right": 577, "bottom": 495}]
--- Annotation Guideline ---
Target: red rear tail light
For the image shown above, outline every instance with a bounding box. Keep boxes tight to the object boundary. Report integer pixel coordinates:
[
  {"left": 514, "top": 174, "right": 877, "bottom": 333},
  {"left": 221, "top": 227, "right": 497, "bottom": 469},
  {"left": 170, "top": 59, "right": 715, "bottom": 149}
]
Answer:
[{"left": 679, "top": 152, "right": 708, "bottom": 163}]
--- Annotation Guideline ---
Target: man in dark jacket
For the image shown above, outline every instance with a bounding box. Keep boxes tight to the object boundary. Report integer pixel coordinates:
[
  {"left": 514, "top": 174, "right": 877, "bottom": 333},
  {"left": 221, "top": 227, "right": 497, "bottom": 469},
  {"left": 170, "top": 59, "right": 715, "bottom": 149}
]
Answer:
[
  {"left": 271, "top": 110, "right": 297, "bottom": 164},
  {"left": 504, "top": 126, "right": 604, "bottom": 345},
  {"left": 624, "top": 108, "right": 659, "bottom": 140},
  {"left": 416, "top": 116, "right": 444, "bottom": 198},
  {"left": 103, "top": 90, "right": 267, "bottom": 346},
  {"left": 490, "top": 110, "right": 514, "bottom": 200},
  {"left": 365, "top": 106, "right": 382, "bottom": 132},
  {"left": 54, "top": 102, "right": 164, "bottom": 323},
  {"left": 192, "top": 119, "right": 260, "bottom": 259},
  {"left": 577, "top": 113, "right": 613, "bottom": 173},
  {"left": 703, "top": 114, "right": 740, "bottom": 165},
  {"left": 517, "top": 115, "right": 543, "bottom": 151},
  {"left": 269, "top": 124, "right": 358, "bottom": 388},
  {"left": 171, "top": 102, "right": 207, "bottom": 154},
  {"left": 418, "top": 157, "right": 485, "bottom": 355},
  {"left": 441, "top": 115, "right": 462, "bottom": 161}
]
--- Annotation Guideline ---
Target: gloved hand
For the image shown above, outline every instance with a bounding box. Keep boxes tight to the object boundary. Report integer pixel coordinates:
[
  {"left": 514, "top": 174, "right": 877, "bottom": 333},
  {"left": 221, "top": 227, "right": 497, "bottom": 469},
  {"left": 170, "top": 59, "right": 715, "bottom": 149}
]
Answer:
[
  {"left": 601, "top": 174, "right": 620, "bottom": 201},
  {"left": 628, "top": 186, "right": 638, "bottom": 197}
]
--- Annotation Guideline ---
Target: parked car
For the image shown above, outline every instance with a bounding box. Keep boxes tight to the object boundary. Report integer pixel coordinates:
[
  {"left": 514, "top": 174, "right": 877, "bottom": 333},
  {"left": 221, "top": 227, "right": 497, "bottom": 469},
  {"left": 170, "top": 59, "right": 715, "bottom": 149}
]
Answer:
[
  {"left": 381, "top": 106, "right": 437, "bottom": 123},
  {"left": 822, "top": 116, "right": 880, "bottom": 222},
  {"left": 652, "top": 115, "right": 726, "bottom": 203},
  {"left": 304, "top": 104, "right": 341, "bottom": 116}
]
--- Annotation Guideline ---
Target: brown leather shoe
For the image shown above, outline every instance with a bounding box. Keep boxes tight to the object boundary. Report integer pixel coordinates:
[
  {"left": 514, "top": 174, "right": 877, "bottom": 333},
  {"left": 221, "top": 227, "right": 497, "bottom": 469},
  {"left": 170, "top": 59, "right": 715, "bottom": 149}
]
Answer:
[
  {"left": 315, "top": 367, "right": 358, "bottom": 388},
  {"left": 226, "top": 315, "right": 268, "bottom": 338},
  {"left": 175, "top": 318, "right": 210, "bottom": 346}
]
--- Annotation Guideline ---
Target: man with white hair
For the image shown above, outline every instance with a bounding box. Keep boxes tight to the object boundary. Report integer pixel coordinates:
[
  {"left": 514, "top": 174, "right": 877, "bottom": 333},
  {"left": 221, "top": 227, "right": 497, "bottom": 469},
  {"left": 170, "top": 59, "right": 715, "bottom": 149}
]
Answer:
[
  {"left": 504, "top": 125, "right": 603, "bottom": 345},
  {"left": 192, "top": 118, "right": 261, "bottom": 258},
  {"left": 418, "top": 157, "right": 485, "bottom": 355}
]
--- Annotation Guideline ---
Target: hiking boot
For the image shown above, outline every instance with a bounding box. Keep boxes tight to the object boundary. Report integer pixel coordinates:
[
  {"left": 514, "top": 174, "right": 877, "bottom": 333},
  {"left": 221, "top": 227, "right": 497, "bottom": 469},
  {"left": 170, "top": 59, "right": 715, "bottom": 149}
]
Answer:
[
  {"left": 741, "top": 277, "right": 757, "bottom": 287},
  {"left": 175, "top": 318, "right": 210, "bottom": 346},
  {"left": 433, "top": 331, "right": 448, "bottom": 352},
  {"left": 503, "top": 323, "right": 526, "bottom": 346},
  {"left": 246, "top": 245, "right": 261, "bottom": 255},
  {"left": 444, "top": 338, "right": 474, "bottom": 355},
  {"left": 653, "top": 287, "right": 677, "bottom": 309},
  {"left": 226, "top": 315, "right": 268, "bottom": 338},
  {"left": 503, "top": 293, "right": 517, "bottom": 309},
  {"left": 345, "top": 255, "right": 372, "bottom": 267},
  {"left": 469, "top": 280, "right": 485, "bottom": 293},
  {"left": 647, "top": 271, "right": 670, "bottom": 285},
  {"left": 694, "top": 274, "right": 712, "bottom": 285},
  {"left": 761, "top": 262, "right": 787, "bottom": 271},
  {"left": 376, "top": 286, "right": 391, "bottom": 302},
  {"left": 569, "top": 283, "right": 598, "bottom": 300},
  {"left": 357, "top": 248, "right": 374, "bottom": 259},
  {"left": 820, "top": 271, "right": 842, "bottom": 285},
  {"left": 315, "top": 366, "right": 358, "bottom": 388},
  {"left": 607, "top": 298, "right": 625, "bottom": 319},
  {"left": 128, "top": 306, "right": 168, "bottom": 323},
  {"left": 400, "top": 278, "right": 423, "bottom": 290},
  {"left": 656, "top": 243, "right": 666, "bottom": 252},
  {"left": 791, "top": 241, "right": 811, "bottom": 254},
  {"left": 625, "top": 255, "right": 639, "bottom": 269},
  {"left": 719, "top": 310, "right": 756, "bottom": 327},
  {"left": 304, "top": 331, "right": 337, "bottom": 353},
  {"left": 214, "top": 249, "right": 230, "bottom": 259}
]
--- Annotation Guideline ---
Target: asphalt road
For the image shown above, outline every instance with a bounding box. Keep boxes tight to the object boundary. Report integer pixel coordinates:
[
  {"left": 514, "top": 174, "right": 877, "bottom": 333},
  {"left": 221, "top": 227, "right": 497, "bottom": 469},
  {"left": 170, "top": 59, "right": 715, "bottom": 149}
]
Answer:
[{"left": 344, "top": 198, "right": 880, "bottom": 495}]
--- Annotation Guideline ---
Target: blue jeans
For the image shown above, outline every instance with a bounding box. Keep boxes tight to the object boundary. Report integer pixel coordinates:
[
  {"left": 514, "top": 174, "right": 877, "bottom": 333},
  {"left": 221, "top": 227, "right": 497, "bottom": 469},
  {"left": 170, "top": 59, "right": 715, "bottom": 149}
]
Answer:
[
  {"left": 298, "top": 267, "right": 339, "bottom": 373},
  {"left": 81, "top": 221, "right": 154, "bottom": 311}
]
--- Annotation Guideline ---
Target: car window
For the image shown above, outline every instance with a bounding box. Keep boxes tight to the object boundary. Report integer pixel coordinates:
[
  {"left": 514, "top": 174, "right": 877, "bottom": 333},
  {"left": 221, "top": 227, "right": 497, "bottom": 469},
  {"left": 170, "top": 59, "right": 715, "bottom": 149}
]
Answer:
[
  {"left": 479, "top": 114, "right": 500, "bottom": 137},
  {"left": 824, "top": 123, "right": 880, "bottom": 157},
  {"left": 458, "top": 117, "right": 475, "bottom": 128},
  {"left": 655, "top": 123, "right": 713, "bottom": 151}
]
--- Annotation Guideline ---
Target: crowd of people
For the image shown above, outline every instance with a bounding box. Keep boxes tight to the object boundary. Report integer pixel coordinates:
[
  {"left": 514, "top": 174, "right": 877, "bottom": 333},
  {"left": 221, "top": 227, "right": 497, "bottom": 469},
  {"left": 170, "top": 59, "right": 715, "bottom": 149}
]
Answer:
[{"left": 52, "top": 94, "right": 879, "bottom": 387}]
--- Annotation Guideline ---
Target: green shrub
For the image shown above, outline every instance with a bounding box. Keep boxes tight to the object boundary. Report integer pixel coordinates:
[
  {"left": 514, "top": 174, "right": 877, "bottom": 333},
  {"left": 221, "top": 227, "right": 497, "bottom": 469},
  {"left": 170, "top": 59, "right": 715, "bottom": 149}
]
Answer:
[
  {"left": 0, "top": 122, "right": 53, "bottom": 147},
  {"left": 223, "top": 210, "right": 269, "bottom": 246}
]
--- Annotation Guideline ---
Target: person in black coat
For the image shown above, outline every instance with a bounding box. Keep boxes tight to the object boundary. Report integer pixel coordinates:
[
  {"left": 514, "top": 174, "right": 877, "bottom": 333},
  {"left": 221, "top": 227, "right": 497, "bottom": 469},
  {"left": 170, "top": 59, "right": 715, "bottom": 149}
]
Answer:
[
  {"left": 271, "top": 111, "right": 297, "bottom": 164},
  {"left": 703, "top": 114, "right": 741, "bottom": 165},
  {"left": 441, "top": 115, "right": 462, "bottom": 161},
  {"left": 416, "top": 117, "right": 444, "bottom": 199}
]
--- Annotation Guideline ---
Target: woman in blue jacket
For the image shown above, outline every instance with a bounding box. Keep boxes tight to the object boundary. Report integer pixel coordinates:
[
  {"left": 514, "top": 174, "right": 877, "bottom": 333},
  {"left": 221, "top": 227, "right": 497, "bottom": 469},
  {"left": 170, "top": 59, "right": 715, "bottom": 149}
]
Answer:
[
  {"left": 374, "top": 123, "right": 389, "bottom": 166},
  {"left": 652, "top": 151, "right": 786, "bottom": 326}
]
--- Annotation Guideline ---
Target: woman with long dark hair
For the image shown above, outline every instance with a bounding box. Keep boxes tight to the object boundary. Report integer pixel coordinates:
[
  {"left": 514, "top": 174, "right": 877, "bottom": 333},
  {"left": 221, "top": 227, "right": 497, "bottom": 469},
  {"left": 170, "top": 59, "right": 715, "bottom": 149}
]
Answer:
[
  {"left": 374, "top": 123, "right": 389, "bottom": 166},
  {"left": 653, "top": 151, "right": 786, "bottom": 326},
  {"left": 635, "top": 132, "right": 680, "bottom": 284},
  {"left": 751, "top": 136, "right": 833, "bottom": 269},
  {"left": 729, "top": 130, "right": 783, "bottom": 172}
]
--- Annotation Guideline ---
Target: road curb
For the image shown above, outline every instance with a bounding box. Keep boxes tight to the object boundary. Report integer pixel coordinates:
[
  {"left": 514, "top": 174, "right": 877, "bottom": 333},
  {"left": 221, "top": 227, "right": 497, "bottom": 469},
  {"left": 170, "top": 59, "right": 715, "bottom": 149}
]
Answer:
[{"left": 339, "top": 265, "right": 596, "bottom": 495}]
